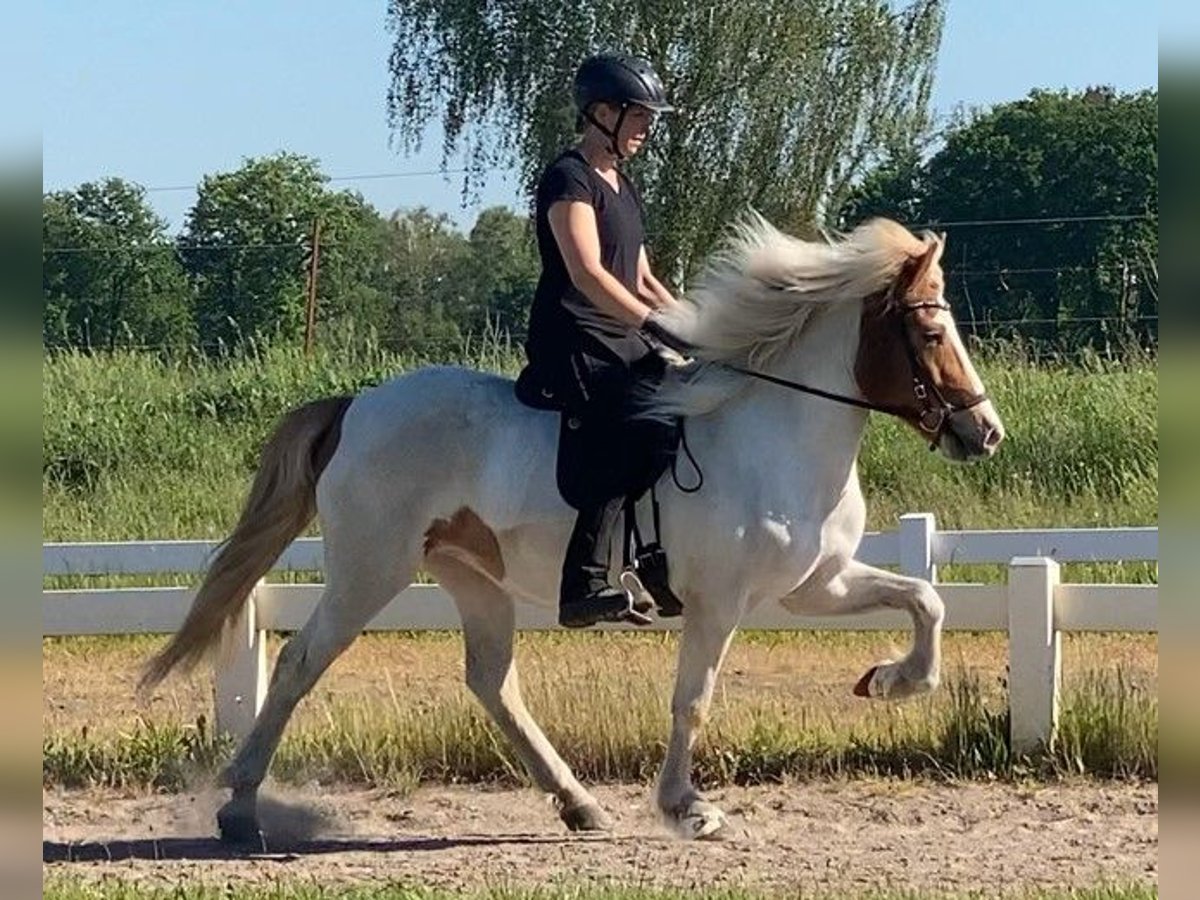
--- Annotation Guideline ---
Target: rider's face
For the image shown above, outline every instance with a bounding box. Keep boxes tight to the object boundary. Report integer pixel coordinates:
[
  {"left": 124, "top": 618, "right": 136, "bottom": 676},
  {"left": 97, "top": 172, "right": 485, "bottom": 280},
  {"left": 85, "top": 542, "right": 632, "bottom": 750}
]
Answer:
[{"left": 595, "top": 103, "right": 657, "bottom": 157}]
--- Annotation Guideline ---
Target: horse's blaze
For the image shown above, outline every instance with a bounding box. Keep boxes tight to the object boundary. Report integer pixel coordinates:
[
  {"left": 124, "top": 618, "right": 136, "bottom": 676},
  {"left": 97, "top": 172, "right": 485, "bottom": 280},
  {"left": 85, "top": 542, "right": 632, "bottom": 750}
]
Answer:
[
  {"left": 852, "top": 666, "right": 878, "bottom": 698},
  {"left": 423, "top": 506, "right": 506, "bottom": 581}
]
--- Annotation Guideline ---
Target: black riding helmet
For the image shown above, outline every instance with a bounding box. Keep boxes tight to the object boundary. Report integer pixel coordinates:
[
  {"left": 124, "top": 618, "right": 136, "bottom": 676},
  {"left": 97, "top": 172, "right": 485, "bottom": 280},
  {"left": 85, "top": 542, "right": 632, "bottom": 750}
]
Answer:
[{"left": 574, "top": 54, "right": 674, "bottom": 158}]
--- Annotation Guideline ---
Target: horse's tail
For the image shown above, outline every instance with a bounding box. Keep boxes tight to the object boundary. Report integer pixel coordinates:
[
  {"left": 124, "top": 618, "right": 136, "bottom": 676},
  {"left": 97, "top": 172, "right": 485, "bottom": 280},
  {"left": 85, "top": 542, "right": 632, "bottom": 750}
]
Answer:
[{"left": 139, "top": 395, "right": 353, "bottom": 693}]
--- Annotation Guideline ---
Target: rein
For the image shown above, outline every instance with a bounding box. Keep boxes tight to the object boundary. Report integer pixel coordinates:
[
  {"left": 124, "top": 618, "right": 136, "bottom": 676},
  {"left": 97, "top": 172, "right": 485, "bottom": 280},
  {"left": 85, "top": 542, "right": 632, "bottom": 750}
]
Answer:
[
  {"left": 668, "top": 299, "right": 990, "bottom": 492},
  {"left": 729, "top": 299, "right": 988, "bottom": 445}
]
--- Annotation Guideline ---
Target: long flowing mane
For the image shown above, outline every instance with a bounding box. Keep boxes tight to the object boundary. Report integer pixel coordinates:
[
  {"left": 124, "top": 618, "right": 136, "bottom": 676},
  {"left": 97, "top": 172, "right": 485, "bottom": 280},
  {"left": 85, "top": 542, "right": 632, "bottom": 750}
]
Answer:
[{"left": 643, "top": 215, "right": 929, "bottom": 418}]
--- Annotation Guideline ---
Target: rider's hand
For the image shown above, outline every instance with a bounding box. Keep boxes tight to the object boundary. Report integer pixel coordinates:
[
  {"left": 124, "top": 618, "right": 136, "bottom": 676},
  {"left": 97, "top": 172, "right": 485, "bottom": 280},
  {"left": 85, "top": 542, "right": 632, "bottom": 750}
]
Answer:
[{"left": 642, "top": 308, "right": 696, "bottom": 357}]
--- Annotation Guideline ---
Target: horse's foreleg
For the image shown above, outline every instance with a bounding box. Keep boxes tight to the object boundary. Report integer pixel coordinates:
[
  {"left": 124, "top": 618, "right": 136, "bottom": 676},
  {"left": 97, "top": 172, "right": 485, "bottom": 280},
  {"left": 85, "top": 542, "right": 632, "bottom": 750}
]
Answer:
[
  {"left": 655, "top": 603, "right": 740, "bottom": 840},
  {"left": 781, "top": 558, "right": 944, "bottom": 699},
  {"left": 427, "top": 555, "right": 611, "bottom": 832}
]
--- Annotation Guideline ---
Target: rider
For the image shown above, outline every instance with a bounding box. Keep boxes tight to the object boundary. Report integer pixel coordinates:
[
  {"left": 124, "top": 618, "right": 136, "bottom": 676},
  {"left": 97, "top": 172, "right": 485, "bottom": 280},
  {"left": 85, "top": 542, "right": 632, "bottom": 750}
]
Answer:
[{"left": 521, "top": 53, "right": 694, "bottom": 628}]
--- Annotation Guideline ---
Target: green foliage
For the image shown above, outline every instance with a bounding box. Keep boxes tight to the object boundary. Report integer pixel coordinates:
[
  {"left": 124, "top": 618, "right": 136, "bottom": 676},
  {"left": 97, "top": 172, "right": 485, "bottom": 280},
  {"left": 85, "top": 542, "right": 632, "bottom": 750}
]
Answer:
[
  {"left": 857, "top": 345, "right": 1158, "bottom": 529},
  {"left": 42, "top": 87, "right": 1156, "bottom": 358},
  {"left": 181, "top": 153, "right": 386, "bottom": 349},
  {"left": 385, "top": 0, "right": 945, "bottom": 283},
  {"left": 375, "top": 207, "right": 471, "bottom": 356},
  {"left": 42, "top": 152, "right": 539, "bottom": 357},
  {"left": 43, "top": 178, "right": 193, "bottom": 350},
  {"left": 465, "top": 206, "right": 539, "bottom": 336},
  {"left": 844, "top": 88, "right": 1159, "bottom": 353},
  {"left": 41, "top": 343, "right": 1156, "bottom": 545}
]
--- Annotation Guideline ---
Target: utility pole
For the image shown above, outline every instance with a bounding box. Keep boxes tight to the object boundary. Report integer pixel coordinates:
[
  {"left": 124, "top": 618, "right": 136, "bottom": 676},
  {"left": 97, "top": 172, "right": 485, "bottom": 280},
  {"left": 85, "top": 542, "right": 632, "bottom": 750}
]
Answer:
[{"left": 304, "top": 218, "right": 322, "bottom": 357}]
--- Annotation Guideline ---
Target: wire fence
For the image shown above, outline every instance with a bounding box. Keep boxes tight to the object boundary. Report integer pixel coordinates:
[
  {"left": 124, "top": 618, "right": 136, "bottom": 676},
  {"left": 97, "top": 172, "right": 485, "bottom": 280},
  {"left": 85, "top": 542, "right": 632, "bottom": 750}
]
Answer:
[{"left": 43, "top": 205, "right": 1158, "bottom": 356}]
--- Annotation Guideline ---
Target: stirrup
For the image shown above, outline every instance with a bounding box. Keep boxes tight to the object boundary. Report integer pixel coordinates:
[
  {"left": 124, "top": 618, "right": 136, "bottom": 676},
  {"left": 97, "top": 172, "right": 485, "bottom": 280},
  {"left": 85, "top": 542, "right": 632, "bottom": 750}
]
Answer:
[
  {"left": 618, "top": 569, "right": 656, "bottom": 624},
  {"left": 633, "top": 543, "right": 684, "bottom": 617}
]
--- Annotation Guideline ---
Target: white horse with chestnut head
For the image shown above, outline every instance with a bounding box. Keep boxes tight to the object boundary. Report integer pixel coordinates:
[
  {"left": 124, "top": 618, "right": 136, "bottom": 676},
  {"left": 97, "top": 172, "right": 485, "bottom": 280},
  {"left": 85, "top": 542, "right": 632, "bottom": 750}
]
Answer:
[{"left": 141, "top": 216, "right": 1004, "bottom": 843}]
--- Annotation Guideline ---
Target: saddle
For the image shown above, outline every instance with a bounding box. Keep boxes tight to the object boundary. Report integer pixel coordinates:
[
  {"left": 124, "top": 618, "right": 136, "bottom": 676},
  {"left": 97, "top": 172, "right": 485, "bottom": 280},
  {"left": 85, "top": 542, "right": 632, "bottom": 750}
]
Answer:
[{"left": 514, "top": 366, "right": 684, "bottom": 621}]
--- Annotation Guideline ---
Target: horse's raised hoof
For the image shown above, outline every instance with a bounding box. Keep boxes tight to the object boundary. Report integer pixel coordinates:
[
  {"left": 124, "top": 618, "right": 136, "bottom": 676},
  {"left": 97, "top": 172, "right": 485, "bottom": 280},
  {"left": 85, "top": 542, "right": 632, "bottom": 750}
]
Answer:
[
  {"left": 217, "top": 799, "right": 263, "bottom": 847},
  {"left": 671, "top": 799, "right": 728, "bottom": 841},
  {"left": 853, "top": 665, "right": 879, "bottom": 698},
  {"left": 560, "top": 801, "right": 613, "bottom": 832}
]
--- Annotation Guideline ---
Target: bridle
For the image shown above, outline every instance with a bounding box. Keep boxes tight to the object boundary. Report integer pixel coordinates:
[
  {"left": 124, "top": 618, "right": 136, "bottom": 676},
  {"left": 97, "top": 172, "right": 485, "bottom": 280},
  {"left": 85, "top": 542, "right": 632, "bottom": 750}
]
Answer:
[{"left": 724, "top": 297, "right": 989, "bottom": 450}]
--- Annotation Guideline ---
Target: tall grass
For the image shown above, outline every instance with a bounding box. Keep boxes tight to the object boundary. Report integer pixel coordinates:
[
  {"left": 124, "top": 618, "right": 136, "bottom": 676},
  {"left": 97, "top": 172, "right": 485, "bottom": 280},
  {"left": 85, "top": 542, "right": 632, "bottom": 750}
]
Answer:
[
  {"left": 43, "top": 340, "right": 1156, "bottom": 543},
  {"left": 42, "top": 662, "right": 1157, "bottom": 791}
]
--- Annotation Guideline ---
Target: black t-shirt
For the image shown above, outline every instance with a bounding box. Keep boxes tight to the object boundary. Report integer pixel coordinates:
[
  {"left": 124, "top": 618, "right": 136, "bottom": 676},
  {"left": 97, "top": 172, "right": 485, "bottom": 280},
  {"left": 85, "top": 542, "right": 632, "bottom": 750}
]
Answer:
[{"left": 525, "top": 149, "right": 653, "bottom": 367}]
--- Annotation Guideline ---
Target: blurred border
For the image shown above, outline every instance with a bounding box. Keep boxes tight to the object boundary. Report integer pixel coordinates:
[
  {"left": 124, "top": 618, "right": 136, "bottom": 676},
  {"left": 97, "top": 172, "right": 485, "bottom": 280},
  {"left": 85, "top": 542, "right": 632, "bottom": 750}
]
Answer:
[
  {"left": 3, "top": 4, "right": 41, "bottom": 893},
  {"left": 1160, "top": 8, "right": 1197, "bottom": 888}
]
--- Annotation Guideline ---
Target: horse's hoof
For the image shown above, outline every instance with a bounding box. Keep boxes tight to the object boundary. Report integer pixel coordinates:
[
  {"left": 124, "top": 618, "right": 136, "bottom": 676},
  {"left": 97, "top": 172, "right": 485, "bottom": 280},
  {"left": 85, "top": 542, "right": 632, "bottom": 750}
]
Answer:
[
  {"left": 217, "top": 800, "right": 263, "bottom": 846},
  {"left": 560, "top": 801, "right": 613, "bottom": 832},
  {"left": 672, "top": 800, "right": 728, "bottom": 840},
  {"left": 853, "top": 665, "right": 879, "bottom": 698}
]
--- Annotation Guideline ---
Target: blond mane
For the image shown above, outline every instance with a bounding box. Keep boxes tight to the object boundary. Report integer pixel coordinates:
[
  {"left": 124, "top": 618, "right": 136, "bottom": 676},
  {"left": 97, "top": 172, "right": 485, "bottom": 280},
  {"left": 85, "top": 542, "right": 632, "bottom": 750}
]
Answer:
[{"left": 642, "top": 215, "right": 930, "bottom": 418}]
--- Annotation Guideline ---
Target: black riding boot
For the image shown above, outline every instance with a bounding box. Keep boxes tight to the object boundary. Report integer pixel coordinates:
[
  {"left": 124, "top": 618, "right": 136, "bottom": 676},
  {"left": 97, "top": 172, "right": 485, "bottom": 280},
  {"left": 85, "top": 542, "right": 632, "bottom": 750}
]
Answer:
[{"left": 558, "top": 496, "right": 628, "bottom": 628}]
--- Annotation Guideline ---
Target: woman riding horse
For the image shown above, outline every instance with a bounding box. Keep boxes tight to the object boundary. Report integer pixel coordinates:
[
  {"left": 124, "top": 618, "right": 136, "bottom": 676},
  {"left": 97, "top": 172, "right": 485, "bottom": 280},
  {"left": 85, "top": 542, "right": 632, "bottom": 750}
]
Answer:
[{"left": 520, "top": 53, "right": 695, "bottom": 628}]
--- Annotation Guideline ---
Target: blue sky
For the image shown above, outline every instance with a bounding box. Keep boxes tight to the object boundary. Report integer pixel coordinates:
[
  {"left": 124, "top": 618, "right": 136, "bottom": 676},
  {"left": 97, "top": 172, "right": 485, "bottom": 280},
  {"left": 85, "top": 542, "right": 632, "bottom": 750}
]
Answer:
[{"left": 41, "top": 2, "right": 1161, "bottom": 233}]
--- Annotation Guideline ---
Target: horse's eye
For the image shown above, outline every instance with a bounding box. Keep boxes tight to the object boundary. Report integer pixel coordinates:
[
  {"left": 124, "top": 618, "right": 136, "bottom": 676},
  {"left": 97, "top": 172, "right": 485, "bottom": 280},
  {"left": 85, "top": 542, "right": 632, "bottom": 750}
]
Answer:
[{"left": 923, "top": 331, "right": 944, "bottom": 346}]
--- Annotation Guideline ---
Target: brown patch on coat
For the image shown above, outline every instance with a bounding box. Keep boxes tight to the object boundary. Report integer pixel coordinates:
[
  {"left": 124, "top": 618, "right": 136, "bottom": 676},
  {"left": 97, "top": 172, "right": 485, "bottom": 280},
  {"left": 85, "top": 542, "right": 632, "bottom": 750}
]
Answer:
[{"left": 423, "top": 507, "right": 505, "bottom": 581}]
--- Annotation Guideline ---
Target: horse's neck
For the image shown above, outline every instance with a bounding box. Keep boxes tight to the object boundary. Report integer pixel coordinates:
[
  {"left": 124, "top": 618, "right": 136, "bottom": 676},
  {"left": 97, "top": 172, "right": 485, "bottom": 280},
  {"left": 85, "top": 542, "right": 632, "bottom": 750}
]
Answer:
[{"left": 713, "top": 301, "right": 867, "bottom": 490}]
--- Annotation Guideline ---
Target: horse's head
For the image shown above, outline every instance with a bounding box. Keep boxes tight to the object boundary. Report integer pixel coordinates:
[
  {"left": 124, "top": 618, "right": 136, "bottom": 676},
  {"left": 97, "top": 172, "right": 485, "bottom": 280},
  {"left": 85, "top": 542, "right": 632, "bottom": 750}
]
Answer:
[{"left": 855, "top": 231, "right": 1005, "bottom": 461}]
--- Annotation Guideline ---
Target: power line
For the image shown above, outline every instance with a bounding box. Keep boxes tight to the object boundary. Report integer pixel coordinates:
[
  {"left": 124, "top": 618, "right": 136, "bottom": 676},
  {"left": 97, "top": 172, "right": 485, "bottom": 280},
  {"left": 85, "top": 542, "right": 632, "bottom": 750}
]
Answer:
[
  {"left": 913, "top": 212, "right": 1156, "bottom": 229},
  {"left": 948, "top": 264, "right": 1144, "bottom": 276},
  {"left": 964, "top": 314, "right": 1158, "bottom": 327},
  {"left": 138, "top": 167, "right": 481, "bottom": 193},
  {"left": 43, "top": 242, "right": 323, "bottom": 255},
  {"left": 43, "top": 219, "right": 1161, "bottom": 257}
]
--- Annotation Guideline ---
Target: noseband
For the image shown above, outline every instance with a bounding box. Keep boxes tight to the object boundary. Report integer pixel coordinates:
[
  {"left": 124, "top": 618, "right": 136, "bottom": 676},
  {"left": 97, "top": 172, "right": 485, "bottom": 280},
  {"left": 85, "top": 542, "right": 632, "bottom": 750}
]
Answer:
[
  {"left": 897, "top": 300, "right": 990, "bottom": 442},
  {"left": 725, "top": 299, "right": 989, "bottom": 450}
]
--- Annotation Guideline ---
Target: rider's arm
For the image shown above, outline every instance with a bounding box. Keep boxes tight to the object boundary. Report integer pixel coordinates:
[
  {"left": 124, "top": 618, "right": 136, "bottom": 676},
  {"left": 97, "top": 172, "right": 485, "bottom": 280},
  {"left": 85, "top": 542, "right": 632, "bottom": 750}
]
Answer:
[
  {"left": 637, "top": 246, "right": 679, "bottom": 309},
  {"left": 547, "top": 200, "right": 653, "bottom": 328}
]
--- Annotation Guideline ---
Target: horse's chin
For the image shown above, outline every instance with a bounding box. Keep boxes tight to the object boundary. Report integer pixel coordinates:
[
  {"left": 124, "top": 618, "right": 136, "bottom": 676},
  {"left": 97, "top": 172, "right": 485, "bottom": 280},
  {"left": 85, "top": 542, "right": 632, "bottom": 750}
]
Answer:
[
  {"left": 936, "top": 429, "right": 972, "bottom": 463},
  {"left": 938, "top": 425, "right": 999, "bottom": 462}
]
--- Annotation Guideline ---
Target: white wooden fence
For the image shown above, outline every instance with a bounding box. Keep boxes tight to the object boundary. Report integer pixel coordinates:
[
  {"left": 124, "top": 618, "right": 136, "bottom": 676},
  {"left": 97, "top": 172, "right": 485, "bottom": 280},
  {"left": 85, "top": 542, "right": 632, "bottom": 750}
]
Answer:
[{"left": 43, "top": 513, "right": 1157, "bottom": 753}]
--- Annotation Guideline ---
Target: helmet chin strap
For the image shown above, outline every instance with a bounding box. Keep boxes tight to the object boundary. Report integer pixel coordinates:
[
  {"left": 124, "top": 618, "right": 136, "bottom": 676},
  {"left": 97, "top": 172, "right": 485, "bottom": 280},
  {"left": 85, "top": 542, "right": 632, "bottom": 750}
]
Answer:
[{"left": 584, "top": 104, "right": 630, "bottom": 160}]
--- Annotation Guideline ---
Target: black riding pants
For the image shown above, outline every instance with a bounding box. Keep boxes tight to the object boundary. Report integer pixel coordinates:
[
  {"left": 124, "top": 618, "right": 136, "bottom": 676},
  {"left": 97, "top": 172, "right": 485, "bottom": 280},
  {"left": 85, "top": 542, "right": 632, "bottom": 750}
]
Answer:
[
  {"left": 553, "top": 348, "right": 678, "bottom": 600},
  {"left": 554, "top": 349, "right": 679, "bottom": 512}
]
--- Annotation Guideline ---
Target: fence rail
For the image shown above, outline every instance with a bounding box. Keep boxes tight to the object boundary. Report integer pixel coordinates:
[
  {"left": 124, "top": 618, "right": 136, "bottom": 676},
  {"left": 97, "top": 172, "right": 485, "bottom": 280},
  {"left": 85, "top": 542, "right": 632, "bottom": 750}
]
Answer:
[{"left": 43, "top": 514, "right": 1157, "bottom": 753}]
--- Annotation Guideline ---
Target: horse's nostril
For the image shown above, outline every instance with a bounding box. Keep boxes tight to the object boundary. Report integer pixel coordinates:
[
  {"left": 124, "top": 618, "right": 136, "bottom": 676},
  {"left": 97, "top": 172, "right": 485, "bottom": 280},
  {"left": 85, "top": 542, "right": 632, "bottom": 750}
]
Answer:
[{"left": 984, "top": 426, "right": 1004, "bottom": 449}]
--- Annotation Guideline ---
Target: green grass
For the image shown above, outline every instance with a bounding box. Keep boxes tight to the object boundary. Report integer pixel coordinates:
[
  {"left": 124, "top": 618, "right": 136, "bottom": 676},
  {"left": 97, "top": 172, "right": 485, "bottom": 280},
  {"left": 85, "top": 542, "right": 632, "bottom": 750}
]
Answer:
[
  {"left": 42, "top": 663, "right": 1157, "bottom": 792},
  {"left": 40, "top": 874, "right": 1158, "bottom": 900},
  {"left": 42, "top": 341, "right": 1157, "bottom": 545}
]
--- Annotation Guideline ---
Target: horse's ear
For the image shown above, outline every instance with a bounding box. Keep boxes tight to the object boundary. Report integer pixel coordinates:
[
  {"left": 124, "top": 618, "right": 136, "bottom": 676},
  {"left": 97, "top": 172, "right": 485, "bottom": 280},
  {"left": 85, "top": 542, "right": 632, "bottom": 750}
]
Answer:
[{"left": 909, "top": 236, "right": 945, "bottom": 284}]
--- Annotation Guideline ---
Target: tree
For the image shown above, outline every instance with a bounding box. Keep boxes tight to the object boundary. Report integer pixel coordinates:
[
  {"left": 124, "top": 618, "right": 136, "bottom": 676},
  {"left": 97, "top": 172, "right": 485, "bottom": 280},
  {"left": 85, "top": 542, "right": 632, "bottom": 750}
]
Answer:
[
  {"left": 462, "top": 207, "right": 539, "bottom": 339},
  {"left": 378, "top": 208, "right": 473, "bottom": 357},
  {"left": 181, "top": 153, "right": 386, "bottom": 349},
  {"left": 43, "top": 179, "right": 193, "bottom": 351},
  {"left": 385, "top": 0, "right": 944, "bottom": 284},
  {"left": 931, "top": 89, "right": 1157, "bottom": 351},
  {"left": 838, "top": 148, "right": 926, "bottom": 226},
  {"left": 842, "top": 88, "right": 1158, "bottom": 352}
]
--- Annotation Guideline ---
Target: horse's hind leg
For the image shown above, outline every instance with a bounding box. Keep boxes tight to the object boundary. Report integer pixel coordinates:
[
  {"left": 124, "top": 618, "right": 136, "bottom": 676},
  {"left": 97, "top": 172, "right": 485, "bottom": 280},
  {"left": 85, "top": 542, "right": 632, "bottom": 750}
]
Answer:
[
  {"left": 217, "top": 541, "right": 418, "bottom": 844},
  {"left": 424, "top": 547, "right": 611, "bottom": 831},
  {"left": 781, "top": 558, "right": 944, "bottom": 699}
]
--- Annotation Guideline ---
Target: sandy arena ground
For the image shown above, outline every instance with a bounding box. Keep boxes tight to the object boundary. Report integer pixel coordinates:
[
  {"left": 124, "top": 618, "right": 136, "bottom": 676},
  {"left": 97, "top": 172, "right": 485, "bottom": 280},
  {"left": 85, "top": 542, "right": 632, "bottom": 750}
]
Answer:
[{"left": 44, "top": 779, "right": 1157, "bottom": 895}]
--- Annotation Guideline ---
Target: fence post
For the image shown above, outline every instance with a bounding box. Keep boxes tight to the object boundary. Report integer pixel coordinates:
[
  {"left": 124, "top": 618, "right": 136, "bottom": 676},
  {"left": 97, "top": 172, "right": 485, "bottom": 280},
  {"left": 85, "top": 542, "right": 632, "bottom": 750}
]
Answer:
[
  {"left": 214, "top": 579, "right": 268, "bottom": 743},
  {"left": 1007, "top": 557, "right": 1061, "bottom": 754},
  {"left": 898, "top": 512, "right": 937, "bottom": 582}
]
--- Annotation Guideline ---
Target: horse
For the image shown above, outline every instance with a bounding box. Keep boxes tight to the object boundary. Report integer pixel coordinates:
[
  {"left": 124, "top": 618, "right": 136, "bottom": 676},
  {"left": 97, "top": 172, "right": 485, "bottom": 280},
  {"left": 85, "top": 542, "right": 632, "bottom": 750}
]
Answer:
[{"left": 140, "top": 215, "right": 1005, "bottom": 843}]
